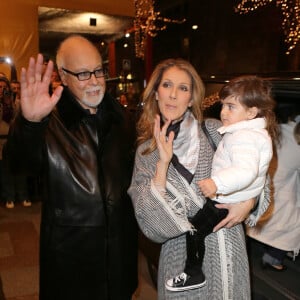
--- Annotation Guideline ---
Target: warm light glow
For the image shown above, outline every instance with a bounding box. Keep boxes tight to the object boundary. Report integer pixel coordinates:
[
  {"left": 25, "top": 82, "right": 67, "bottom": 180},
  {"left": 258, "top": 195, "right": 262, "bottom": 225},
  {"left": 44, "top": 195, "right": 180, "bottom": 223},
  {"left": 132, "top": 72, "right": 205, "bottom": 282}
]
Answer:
[
  {"left": 235, "top": 0, "right": 300, "bottom": 55},
  {"left": 134, "top": 0, "right": 186, "bottom": 59},
  {"left": 5, "top": 57, "right": 12, "bottom": 64},
  {"left": 125, "top": 33, "right": 130, "bottom": 38},
  {"left": 192, "top": 25, "right": 198, "bottom": 30},
  {"left": 118, "top": 83, "right": 124, "bottom": 91},
  {"left": 203, "top": 92, "right": 219, "bottom": 110}
]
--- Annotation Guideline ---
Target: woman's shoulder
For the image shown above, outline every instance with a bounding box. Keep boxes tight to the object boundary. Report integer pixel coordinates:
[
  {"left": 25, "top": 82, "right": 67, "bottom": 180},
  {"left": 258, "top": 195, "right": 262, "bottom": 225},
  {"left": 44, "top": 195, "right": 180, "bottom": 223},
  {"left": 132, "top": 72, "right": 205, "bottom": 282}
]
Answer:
[
  {"left": 201, "top": 118, "right": 222, "bottom": 147},
  {"left": 136, "top": 139, "right": 156, "bottom": 158},
  {"left": 202, "top": 118, "right": 222, "bottom": 132},
  {"left": 137, "top": 139, "right": 151, "bottom": 151}
]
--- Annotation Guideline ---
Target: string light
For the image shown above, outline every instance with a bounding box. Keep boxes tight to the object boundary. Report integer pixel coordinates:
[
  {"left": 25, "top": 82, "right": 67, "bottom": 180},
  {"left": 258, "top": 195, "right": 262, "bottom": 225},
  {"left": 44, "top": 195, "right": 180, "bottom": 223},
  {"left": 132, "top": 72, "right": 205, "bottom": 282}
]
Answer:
[
  {"left": 203, "top": 92, "right": 220, "bottom": 110},
  {"left": 134, "top": 0, "right": 186, "bottom": 59},
  {"left": 235, "top": 0, "right": 300, "bottom": 55}
]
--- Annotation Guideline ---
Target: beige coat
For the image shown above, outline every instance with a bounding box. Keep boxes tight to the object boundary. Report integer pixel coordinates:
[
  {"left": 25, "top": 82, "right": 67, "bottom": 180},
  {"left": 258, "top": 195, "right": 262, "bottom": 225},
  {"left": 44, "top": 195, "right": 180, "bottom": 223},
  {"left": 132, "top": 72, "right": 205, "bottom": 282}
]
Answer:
[{"left": 247, "top": 121, "right": 300, "bottom": 255}]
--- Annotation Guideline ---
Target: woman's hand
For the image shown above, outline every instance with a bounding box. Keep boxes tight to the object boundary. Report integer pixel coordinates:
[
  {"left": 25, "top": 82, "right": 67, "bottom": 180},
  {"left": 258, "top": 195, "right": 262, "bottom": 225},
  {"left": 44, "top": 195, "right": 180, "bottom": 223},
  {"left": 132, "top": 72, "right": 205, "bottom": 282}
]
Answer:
[
  {"left": 154, "top": 115, "right": 174, "bottom": 164},
  {"left": 213, "top": 198, "right": 256, "bottom": 232},
  {"left": 20, "top": 53, "right": 63, "bottom": 122},
  {"left": 153, "top": 115, "right": 174, "bottom": 189}
]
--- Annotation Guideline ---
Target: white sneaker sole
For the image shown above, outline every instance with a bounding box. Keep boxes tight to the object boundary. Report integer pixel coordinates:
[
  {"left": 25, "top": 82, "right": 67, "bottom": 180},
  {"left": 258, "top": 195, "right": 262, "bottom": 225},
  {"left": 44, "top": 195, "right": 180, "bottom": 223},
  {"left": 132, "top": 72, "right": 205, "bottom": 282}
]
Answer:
[{"left": 165, "top": 280, "right": 207, "bottom": 292}]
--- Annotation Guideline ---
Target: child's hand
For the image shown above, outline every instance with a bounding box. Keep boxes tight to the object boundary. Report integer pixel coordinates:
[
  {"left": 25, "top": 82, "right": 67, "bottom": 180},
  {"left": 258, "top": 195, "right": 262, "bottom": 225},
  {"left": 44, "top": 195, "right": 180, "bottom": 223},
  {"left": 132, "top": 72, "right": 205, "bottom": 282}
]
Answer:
[{"left": 198, "top": 178, "right": 217, "bottom": 198}]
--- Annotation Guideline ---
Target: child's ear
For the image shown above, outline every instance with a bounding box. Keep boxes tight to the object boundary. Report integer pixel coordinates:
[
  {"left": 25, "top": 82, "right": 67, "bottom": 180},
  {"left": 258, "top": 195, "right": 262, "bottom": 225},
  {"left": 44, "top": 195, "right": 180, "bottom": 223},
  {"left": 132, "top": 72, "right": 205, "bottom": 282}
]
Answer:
[{"left": 247, "top": 107, "right": 258, "bottom": 119}]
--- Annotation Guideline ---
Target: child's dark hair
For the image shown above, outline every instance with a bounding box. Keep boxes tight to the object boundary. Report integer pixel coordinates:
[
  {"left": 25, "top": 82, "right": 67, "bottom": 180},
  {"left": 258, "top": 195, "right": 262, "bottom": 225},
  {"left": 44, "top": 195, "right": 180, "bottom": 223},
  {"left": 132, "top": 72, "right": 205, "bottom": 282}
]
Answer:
[{"left": 219, "top": 75, "right": 280, "bottom": 144}]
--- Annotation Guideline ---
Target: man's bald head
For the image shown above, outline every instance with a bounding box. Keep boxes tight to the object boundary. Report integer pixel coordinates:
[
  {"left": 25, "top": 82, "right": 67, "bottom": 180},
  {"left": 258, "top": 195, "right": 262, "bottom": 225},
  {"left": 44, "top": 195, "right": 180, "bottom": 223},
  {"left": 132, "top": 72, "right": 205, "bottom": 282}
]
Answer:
[{"left": 56, "top": 35, "right": 102, "bottom": 70}]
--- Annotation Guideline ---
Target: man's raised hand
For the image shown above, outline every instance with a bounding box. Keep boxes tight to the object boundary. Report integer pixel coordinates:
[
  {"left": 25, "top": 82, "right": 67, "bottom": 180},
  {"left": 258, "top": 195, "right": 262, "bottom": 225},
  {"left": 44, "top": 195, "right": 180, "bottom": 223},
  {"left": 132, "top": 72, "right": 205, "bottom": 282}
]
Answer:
[{"left": 20, "top": 54, "right": 63, "bottom": 122}]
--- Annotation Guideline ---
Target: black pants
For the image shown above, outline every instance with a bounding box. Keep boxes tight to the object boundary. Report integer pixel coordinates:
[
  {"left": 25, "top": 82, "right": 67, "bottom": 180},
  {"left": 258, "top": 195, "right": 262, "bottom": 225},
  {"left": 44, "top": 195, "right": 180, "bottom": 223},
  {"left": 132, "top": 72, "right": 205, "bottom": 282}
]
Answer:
[
  {"left": 264, "top": 245, "right": 287, "bottom": 262},
  {"left": 184, "top": 200, "right": 228, "bottom": 276}
]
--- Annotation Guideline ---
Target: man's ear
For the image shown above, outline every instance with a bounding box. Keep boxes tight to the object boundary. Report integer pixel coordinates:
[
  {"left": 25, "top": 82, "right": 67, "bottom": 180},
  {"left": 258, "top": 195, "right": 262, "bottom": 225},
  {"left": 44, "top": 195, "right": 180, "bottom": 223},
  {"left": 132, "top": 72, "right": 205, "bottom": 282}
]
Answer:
[
  {"left": 247, "top": 106, "right": 258, "bottom": 119},
  {"left": 58, "top": 69, "right": 67, "bottom": 86}
]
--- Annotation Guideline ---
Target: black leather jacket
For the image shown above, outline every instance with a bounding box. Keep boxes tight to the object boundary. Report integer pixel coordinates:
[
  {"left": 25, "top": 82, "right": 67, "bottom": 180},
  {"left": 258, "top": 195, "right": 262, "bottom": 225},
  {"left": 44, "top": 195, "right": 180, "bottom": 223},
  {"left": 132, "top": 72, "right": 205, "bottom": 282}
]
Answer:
[{"left": 7, "top": 88, "right": 138, "bottom": 299}]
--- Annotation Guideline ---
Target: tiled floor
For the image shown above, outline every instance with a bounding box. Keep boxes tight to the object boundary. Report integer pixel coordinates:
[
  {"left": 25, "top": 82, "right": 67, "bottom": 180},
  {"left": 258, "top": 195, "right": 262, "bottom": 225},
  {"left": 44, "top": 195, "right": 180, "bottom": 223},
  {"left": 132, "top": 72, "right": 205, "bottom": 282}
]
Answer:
[{"left": 0, "top": 201, "right": 157, "bottom": 300}]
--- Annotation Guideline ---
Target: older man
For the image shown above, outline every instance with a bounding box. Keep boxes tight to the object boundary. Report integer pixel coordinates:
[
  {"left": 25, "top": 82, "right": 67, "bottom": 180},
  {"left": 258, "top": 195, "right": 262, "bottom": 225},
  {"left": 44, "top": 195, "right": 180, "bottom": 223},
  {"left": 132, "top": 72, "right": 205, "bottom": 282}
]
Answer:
[{"left": 6, "top": 35, "right": 138, "bottom": 300}]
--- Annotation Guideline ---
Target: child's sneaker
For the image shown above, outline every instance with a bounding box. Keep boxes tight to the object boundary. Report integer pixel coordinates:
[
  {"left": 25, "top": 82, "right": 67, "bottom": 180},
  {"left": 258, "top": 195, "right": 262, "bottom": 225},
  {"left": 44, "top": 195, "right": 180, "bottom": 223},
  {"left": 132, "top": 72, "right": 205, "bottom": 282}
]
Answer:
[{"left": 165, "top": 271, "right": 206, "bottom": 292}]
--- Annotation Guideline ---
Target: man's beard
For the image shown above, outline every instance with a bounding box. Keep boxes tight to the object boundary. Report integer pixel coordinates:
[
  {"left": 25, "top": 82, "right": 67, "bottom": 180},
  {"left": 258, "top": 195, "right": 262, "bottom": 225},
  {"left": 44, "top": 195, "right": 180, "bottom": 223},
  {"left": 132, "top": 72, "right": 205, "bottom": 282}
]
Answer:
[{"left": 80, "top": 87, "right": 104, "bottom": 108}]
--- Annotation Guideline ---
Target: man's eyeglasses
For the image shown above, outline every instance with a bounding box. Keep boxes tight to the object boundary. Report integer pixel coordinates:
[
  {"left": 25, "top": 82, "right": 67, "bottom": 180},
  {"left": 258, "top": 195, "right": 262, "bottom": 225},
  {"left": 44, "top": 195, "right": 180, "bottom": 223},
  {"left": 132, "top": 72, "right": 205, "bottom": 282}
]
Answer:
[{"left": 62, "top": 67, "right": 107, "bottom": 81}]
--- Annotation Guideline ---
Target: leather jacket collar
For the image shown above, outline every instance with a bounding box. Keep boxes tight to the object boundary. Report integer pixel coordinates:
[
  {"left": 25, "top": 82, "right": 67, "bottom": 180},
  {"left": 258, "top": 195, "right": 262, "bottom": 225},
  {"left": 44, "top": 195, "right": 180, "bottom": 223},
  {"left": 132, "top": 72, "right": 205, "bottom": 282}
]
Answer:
[{"left": 56, "top": 87, "right": 123, "bottom": 130}]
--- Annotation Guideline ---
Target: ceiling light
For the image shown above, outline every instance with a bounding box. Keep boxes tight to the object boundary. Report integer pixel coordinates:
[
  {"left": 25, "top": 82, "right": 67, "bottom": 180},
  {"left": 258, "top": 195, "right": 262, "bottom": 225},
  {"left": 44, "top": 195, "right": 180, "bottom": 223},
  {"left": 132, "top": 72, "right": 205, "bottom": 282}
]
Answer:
[{"left": 5, "top": 57, "right": 12, "bottom": 64}]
